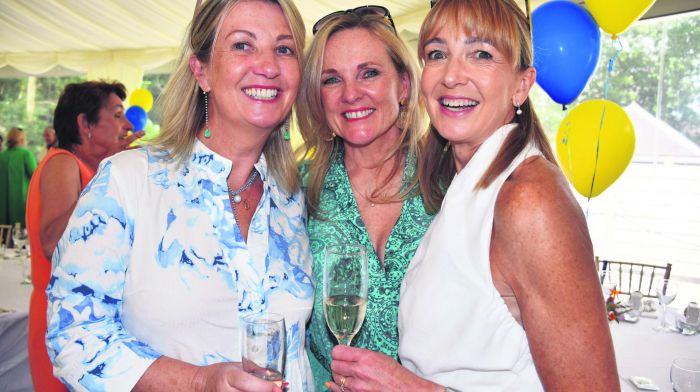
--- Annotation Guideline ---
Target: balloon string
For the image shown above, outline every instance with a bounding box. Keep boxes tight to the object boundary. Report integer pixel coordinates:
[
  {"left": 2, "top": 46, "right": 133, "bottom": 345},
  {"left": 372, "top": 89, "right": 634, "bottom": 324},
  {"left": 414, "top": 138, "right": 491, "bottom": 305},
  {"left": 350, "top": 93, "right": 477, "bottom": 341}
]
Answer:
[{"left": 588, "top": 37, "right": 623, "bottom": 203}]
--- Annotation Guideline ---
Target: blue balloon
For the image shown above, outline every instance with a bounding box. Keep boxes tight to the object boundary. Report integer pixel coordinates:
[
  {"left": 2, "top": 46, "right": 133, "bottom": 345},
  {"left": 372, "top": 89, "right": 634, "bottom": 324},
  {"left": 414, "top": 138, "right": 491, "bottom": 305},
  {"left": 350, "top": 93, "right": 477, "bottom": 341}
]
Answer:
[
  {"left": 125, "top": 105, "right": 147, "bottom": 131},
  {"left": 532, "top": 0, "right": 601, "bottom": 105}
]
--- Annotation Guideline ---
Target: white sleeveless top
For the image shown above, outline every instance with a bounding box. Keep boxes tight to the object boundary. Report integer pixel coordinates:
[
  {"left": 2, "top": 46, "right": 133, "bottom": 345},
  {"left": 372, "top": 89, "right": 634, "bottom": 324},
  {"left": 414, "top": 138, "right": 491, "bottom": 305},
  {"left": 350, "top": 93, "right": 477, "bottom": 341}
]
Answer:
[{"left": 398, "top": 124, "right": 544, "bottom": 391}]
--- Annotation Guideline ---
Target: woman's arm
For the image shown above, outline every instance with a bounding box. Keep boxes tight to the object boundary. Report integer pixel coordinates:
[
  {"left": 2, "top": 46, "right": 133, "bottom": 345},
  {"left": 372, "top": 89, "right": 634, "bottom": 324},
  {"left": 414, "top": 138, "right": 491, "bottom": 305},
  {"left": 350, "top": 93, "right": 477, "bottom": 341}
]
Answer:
[
  {"left": 39, "top": 154, "right": 81, "bottom": 259},
  {"left": 491, "top": 157, "right": 619, "bottom": 391},
  {"left": 46, "top": 159, "right": 161, "bottom": 391}
]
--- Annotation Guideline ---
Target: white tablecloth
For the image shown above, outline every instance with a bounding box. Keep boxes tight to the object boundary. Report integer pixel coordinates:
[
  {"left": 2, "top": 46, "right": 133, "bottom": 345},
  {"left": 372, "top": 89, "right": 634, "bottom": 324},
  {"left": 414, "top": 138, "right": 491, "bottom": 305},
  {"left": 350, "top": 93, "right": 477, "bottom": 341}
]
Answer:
[
  {"left": 0, "top": 255, "right": 33, "bottom": 392},
  {"left": 611, "top": 311, "right": 700, "bottom": 391}
]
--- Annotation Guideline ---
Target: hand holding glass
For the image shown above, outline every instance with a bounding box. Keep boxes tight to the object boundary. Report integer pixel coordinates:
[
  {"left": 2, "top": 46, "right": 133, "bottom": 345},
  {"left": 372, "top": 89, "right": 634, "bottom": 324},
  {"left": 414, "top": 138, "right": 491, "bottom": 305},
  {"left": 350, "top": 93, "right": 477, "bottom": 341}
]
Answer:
[
  {"left": 654, "top": 278, "right": 678, "bottom": 332},
  {"left": 323, "top": 243, "right": 368, "bottom": 346},
  {"left": 241, "top": 313, "right": 286, "bottom": 387}
]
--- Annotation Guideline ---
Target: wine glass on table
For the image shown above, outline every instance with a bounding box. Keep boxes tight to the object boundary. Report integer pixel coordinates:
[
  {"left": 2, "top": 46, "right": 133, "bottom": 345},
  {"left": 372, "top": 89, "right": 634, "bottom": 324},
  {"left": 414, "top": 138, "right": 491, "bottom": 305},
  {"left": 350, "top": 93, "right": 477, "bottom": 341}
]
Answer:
[
  {"left": 323, "top": 243, "right": 368, "bottom": 346},
  {"left": 670, "top": 358, "right": 700, "bottom": 392},
  {"left": 241, "top": 312, "right": 286, "bottom": 387},
  {"left": 12, "top": 223, "right": 31, "bottom": 284},
  {"left": 654, "top": 278, "right": 678, "bottom": 332}
]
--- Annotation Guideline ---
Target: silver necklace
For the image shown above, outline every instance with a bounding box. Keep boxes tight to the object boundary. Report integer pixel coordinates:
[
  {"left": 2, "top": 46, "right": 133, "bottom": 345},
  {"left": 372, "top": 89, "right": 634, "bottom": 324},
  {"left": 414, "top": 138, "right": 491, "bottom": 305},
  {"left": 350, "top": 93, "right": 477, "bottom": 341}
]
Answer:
[{"left": 229, "top": 169, "right": 258, "bottom": 210}]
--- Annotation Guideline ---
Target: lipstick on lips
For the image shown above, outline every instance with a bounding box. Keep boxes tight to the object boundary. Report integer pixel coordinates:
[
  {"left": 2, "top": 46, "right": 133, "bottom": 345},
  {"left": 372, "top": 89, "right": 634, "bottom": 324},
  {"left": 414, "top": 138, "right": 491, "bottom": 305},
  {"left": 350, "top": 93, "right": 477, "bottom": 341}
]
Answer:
[
  {"left": 342, "top": 107, "right": 375, "bottom": 122},
  {"left": 242, "top": 85, "right": 282, "bottom": 102}
]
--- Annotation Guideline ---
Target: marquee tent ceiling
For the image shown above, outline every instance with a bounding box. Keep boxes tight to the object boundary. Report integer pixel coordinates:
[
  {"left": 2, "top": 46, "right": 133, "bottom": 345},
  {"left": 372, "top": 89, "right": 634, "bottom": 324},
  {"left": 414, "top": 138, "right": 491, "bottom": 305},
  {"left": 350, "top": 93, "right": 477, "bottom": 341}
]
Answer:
[{"left": 1, "top": 0, "right": 698, "bottom": 79}]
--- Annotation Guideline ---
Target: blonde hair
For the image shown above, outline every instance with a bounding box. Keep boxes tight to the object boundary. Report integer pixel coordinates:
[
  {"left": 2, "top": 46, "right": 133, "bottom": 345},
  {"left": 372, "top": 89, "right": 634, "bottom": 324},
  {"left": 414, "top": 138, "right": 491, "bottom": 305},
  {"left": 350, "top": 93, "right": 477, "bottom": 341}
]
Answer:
[
  {"left": 6, "top": 127, "right": 25, "bottom": 148},
  {"left": 151, "top": 0, "right": 305, "bottom": 193},
  {"left": 297, "top": 12, "right": 426, "bottom": 218},
  {"left": 418, "top": 0, "right": 555, "bottom": 213}
]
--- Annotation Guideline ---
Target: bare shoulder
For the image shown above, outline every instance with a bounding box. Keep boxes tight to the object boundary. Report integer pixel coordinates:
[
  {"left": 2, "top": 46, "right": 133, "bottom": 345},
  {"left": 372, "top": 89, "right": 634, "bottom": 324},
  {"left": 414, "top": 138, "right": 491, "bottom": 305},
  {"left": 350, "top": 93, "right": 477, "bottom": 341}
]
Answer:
[
  {"left": 495, "top": 156, "right": 582, "bottom": 230},
  {"left": 41, "top": 154, "right": 80, "bottom": 187},
  {"left": 492, "top": 155, "right": 593, "bottom": 282}
]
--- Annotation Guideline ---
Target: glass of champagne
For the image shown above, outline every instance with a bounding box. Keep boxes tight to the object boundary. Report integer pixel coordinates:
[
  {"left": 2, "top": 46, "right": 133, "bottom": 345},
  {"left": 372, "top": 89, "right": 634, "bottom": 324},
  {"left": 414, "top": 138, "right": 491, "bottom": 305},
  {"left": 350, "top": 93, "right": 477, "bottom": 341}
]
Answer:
[
  {"left": 654, "top": 278, "right": 678, "bottom": 332},
  {"left": 323, "top": 243, "right": 368, "bottom": 346},
  {"left": 241, "top": 312, "right": 286, "bottom": 387}
]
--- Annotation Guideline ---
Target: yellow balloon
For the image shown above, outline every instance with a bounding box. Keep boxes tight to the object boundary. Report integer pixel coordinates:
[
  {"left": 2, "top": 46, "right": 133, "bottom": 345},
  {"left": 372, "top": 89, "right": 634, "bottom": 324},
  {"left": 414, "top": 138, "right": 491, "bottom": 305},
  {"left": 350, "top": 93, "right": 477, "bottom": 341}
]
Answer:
[
  {"left": 585, "top": 0, "right": 656, "bottom": 38},
  {"left": 556, "top": 99, "right": 635, "bottom": 198},
  {"left": 129, "top": 88, "right": 154, "bottom": 112}
]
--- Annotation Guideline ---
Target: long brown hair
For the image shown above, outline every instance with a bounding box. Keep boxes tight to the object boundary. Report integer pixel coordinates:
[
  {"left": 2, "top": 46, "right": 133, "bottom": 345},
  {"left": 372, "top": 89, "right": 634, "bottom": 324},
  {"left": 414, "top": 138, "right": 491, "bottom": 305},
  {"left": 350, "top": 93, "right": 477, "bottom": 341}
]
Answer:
[
  {"left": 418, "top": 0, "right": 555, "bottom": 213},
  {"left": 297, "top": 12, "right": 426, "bottom": 218}
]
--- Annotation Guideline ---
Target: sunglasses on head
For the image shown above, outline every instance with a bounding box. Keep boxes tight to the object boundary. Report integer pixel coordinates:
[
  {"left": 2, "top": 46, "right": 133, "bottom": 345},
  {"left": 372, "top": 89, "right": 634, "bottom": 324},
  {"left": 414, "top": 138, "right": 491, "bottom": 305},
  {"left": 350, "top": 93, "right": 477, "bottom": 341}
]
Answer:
[{"left": 312, "top": 5, "right": 396, "bottom": 35}]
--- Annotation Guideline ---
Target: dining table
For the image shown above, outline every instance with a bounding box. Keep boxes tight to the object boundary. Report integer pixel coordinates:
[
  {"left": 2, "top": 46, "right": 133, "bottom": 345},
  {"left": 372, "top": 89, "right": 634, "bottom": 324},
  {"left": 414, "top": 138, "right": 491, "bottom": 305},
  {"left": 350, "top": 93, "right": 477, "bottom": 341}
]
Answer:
[
  {"left": 0, "top": 253, "right": 33, "bottom": 392},
  {"left": 611, "top": 308, "right": 700, "bottom": 391}
]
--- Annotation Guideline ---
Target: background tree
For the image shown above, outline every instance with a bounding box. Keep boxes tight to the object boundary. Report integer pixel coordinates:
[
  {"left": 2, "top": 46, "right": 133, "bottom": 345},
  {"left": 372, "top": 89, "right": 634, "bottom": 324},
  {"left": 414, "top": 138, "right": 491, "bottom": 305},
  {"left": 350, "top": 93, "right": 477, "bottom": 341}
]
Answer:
[{"left": 533, "top": 13, "right": 700, "bottom": 145}]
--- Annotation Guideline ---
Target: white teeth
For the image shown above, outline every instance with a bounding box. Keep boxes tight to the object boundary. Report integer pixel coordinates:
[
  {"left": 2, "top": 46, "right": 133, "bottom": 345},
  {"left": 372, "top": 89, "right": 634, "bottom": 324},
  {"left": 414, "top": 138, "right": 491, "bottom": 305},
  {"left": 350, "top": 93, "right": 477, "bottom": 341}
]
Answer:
[
  {"left": 243, "top": 88, "right": 278, "bottom": 100},
  {"left": 440, "top": 98, "right": 478, "bottom": 109},
  {"left": 344, "top": 109, "right": 375, "bottom": 119}
]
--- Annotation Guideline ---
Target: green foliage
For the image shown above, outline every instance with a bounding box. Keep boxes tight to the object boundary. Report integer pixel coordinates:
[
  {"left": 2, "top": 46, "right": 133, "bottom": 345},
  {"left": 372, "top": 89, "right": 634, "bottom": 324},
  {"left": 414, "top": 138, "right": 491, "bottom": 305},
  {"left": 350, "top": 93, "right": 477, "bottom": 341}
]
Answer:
[
  {"left": 0, "top": 75, "right": 85, "bottom": 157},
  {"left": 533, "top": 13, "right": 700, "bottom": 146}
]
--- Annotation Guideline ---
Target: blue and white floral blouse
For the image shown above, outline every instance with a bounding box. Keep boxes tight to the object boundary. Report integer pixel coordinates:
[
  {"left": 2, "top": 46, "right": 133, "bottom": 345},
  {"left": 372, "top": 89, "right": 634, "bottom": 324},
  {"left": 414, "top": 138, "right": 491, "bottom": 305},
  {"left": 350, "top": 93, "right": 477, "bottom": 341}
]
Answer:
[{"left": 46, "top": 140, "right": 315, "bottom": 391}]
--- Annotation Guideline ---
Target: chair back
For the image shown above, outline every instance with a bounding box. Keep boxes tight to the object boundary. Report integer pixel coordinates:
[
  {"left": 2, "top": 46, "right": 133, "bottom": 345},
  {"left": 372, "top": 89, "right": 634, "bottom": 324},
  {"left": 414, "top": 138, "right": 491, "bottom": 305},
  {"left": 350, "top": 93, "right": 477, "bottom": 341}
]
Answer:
[
  {"left": 596, "top": 257, "right": 672, "bottom": 298},
  {"left": 0, "top": 224, "right": 11, "bottom": 248}
]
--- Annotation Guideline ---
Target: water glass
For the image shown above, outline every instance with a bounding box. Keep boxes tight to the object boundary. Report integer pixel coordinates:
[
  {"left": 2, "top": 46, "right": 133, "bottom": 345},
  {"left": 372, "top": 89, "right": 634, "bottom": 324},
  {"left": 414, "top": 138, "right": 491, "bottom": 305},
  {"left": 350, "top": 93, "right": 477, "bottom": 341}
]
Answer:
[
  {"left": 241, "top": 313, "right": 286, "bottom": 387},
  {"left": 670, "top": 358, "right": 700, "bottom": 392}
]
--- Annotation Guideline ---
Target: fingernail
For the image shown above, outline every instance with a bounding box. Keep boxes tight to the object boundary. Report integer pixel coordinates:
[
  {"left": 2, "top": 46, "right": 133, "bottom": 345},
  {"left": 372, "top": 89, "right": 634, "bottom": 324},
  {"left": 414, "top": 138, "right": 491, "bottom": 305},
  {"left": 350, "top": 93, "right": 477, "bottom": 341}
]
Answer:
[{"left": 324, "top": 381, "right": 332, "bottom": 389}]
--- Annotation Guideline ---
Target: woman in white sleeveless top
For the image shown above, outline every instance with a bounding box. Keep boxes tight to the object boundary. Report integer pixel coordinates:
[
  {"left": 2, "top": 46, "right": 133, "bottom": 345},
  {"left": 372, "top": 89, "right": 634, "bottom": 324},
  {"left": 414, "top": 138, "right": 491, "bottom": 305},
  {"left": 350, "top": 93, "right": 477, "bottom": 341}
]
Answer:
[{"left": 324, "top": 0, "right": 619, "bottom": 391}]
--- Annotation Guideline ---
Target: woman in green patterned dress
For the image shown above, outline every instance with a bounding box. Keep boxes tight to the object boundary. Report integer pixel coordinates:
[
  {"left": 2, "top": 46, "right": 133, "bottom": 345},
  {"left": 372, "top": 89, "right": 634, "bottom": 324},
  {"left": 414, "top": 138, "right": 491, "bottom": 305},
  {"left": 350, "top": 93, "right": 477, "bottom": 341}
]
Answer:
[{"left": 296, "top": 7, "right": 433, "bottom": 391}]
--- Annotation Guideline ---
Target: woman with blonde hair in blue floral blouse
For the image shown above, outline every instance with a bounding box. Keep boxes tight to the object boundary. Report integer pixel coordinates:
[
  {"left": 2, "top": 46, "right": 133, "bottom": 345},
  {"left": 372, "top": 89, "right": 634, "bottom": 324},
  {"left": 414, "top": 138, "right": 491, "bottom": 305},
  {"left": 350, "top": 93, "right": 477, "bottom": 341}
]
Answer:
[{"left": 46, "top": 1, "right": 314, "bottom": 391}]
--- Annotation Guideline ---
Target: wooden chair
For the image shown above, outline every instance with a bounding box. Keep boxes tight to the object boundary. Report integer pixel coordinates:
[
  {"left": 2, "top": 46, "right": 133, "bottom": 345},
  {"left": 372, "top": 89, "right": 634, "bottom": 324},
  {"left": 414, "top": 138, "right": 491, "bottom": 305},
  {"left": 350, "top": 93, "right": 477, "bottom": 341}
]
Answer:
[
  {"left": 595, "top": 257, "right": 672, "bottom": 298},
  {"left": 0, "top": 224, "right": 11, "bottom": 248}
]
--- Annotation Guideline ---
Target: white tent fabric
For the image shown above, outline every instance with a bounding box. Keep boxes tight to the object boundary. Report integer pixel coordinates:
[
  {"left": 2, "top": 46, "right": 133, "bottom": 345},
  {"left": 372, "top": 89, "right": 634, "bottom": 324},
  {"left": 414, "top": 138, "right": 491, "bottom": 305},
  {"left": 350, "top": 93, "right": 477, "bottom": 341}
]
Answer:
[{"left": 1, "top": 0, "right": 698, "bottom": 93}]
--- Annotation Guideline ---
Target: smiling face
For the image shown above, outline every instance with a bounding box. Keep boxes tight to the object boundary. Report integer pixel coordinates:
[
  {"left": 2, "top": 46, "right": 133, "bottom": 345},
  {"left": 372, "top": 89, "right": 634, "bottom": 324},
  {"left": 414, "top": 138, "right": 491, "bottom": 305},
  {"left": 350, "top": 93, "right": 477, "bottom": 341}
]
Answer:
[
  {"left": 88, "top": 92, "right": 132, "bottom": 160},
  {"left": 195, "top": 0, "right": 300, "bottom": 135},
  {"left": 320, "top": 27, "right": 408, "bottom": 150},
  {"left": 420, "top": 26, "right": 530, "bottom": 162}
]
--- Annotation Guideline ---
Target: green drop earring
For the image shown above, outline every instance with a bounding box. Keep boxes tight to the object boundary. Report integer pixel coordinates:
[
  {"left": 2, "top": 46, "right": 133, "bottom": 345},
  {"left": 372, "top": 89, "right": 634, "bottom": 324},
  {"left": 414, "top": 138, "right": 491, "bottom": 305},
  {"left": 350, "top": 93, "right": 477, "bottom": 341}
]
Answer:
[{"left": 203, "top": 90, "right": 211, "bottom": 139}]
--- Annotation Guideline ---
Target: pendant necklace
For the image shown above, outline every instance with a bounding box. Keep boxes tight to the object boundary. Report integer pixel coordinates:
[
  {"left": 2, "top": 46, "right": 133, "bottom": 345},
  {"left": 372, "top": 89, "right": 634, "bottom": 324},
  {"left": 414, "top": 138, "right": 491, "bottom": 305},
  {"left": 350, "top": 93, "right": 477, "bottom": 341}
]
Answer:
[{"left": 229, "top": 169, "right": 258, "bottom": 211}]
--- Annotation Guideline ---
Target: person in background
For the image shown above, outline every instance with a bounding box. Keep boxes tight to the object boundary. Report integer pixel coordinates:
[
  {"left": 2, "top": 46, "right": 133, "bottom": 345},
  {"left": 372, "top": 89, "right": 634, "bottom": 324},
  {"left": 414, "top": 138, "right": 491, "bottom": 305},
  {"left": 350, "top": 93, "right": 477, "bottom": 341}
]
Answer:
[
  {"left": 46, "top": 0, "right": 314, "bottom": 391},
  {"left": 324, "top": 0, "right": 619, "bottom": 391},
  {"left": 0, "top": 127, "right": 37, "bottom": 227},
  {"left": 25, "top": 80, "right": 142, "bottom": 392},
  {"left": 37, "top": 126, "right": 59, "bottom": 162},
  {"left": 0, "top": 132, "right": 4, "bottom": 152},
  {"left": 297, "top": 6, "right": 432, "bottom": 390}
]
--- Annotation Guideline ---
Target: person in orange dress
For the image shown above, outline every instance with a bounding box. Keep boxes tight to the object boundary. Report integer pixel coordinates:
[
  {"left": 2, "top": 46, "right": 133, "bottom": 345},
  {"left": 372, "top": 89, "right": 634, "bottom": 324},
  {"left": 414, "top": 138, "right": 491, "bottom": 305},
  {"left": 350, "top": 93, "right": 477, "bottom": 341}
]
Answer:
[{"left": 25, "top": 81, "right": 142, "bottom": 391}]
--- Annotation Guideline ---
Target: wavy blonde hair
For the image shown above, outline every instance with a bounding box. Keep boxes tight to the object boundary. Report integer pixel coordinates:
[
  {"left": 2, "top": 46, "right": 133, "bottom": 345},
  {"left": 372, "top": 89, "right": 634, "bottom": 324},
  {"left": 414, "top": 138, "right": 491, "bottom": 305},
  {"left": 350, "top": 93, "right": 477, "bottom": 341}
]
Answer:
[
  {"left": 150, "top": 0, "right": 305, "bottom": 193},
  {"left": 418, "top": 0, "right": 555, "bottom": 213},
  {"left": 297, "top": 12, "right": 426, "bottom": 218}
]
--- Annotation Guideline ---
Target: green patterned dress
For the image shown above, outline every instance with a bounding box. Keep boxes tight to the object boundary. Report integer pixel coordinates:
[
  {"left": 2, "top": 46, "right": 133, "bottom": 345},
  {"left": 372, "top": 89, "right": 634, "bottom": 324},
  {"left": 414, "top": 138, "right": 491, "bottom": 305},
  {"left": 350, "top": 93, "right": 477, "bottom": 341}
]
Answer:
[{"left": 303, "top": 149, "right": 433, "bottom": 390}]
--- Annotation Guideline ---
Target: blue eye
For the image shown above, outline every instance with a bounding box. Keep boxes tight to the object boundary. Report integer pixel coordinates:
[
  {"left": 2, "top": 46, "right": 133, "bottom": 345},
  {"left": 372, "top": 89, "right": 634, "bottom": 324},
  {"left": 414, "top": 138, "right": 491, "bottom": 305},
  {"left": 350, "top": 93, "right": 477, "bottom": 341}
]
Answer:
[
  {"left": 233, "top": 42, "right": 250, "bottom": 51},
  {"left": 362, "top": 69, "right": 379, "bottom": 79},
  {"left": 276, "top": 45, "right": 295, "bottom": 56},
  {"left": 426, "top": 50, "right": 446, "bottom": 61},
  {"left": 475, "top": 50, "right": 492, "bottom": 60},
  {"left": 322, "top": 76, "right": 340, "bottom": 85}
]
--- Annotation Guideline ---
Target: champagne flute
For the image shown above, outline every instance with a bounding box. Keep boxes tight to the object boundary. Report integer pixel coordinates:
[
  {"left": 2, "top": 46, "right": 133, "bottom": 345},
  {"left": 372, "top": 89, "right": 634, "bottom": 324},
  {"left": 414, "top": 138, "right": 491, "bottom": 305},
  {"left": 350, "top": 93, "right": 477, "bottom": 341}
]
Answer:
[
  {"left": 241, "top": 313, "right": 286, "bottom": 387},
  {"left": 323, "top": 243, "right": 368, "bottom": 346},
  {"left": 670, "top": 358, "right": 700, "bottom": 392},
  {"left": 654, "top": 278, "right": 678, "bottom": 332}
]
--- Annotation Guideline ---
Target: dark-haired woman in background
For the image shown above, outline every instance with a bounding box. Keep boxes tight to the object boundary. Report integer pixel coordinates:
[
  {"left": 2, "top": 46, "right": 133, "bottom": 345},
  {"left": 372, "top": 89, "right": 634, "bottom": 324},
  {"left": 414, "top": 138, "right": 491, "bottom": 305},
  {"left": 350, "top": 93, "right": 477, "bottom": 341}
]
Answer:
[{"left": 26, "top": 80, "right": 141, "bottom": 392}]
